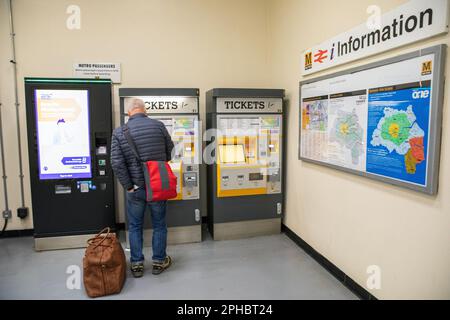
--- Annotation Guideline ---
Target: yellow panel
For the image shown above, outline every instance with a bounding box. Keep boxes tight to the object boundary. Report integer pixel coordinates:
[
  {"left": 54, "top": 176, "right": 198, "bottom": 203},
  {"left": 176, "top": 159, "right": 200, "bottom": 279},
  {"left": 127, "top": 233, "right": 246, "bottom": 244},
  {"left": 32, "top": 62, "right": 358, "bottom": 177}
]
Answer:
[
  {"left": 217, "top": 188, "right": 268, "bottom": 198},
  {"left": 217, "top": 162, "right": 222, "bottom": 195},
  {"left": 220, "top": 164, "right": 266, "bottom": 170},
  {"left": 217, "top": 163, "right": 267, "bottom": 198},
  {"left": 169, "top": 162, "right": 183, "bottom": 201},
  {"left": 216, "top": 134, "right": 268, "bottom": 197}
]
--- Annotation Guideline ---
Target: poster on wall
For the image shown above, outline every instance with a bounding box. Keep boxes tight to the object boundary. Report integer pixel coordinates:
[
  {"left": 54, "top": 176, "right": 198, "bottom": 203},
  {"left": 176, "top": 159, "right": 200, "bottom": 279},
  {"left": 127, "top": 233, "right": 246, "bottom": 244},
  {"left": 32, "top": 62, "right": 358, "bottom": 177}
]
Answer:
[
  {"left": 299, "top": 45, "right": 446, "bottom": 194},
  {"left": 35, "top": 89, "right": 92, "bottom": 180}
]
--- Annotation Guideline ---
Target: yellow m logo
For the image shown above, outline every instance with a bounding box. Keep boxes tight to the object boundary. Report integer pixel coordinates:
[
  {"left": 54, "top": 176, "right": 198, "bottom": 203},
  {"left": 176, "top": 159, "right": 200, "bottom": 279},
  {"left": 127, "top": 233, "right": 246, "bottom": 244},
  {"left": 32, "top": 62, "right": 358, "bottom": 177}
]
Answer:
[{"left": 305, "top": 52, "right": 312, "bottom": 69}]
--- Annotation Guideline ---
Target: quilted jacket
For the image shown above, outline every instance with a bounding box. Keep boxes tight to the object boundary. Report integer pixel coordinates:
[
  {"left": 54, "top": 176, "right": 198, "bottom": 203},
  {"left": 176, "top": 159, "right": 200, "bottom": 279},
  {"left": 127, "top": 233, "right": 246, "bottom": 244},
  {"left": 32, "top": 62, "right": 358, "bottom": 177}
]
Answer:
[{"left": 110, "top": 113, "right": 174, "bottom": 190}]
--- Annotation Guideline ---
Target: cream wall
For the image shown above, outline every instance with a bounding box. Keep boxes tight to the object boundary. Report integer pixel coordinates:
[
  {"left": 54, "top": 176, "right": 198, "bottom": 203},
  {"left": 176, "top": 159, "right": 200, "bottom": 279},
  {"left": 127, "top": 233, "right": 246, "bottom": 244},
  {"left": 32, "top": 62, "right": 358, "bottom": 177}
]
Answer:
[
  {"left": 0, "top": 0, "right": 271, "bottom": 227},
  {"left": 267, "top": 0, "right": 450, "bottom": 299}
]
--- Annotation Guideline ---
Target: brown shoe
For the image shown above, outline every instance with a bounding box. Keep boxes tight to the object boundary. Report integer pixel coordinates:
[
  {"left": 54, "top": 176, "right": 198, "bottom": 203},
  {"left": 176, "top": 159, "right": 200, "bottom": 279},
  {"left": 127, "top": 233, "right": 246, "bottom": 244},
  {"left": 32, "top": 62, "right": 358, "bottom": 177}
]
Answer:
[
  {"left": 131, "top": 262, "right": 144, "bottom": 278},
  {"left": 152, "top": 256, "right": 172, "bottom": 275}
]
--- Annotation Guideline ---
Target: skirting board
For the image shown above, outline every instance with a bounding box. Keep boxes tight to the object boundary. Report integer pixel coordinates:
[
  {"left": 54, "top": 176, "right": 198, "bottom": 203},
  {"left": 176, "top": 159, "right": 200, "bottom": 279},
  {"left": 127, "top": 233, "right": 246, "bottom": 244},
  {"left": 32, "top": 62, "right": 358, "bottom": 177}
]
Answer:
[
  {"left": 125, "top": 224, "right": 202, "bottom": 249},
  {"left": 0, "top": 228, "right": 34, "bottom": 238},
  {"left": 213, "top": 218, "right": 281, "bottom": 241},
  {"left": 34, "top": 234, "right": 97, "bottom": 251},
  {"left": 1, "top": 223, "right": 125, "bottom": 238}
]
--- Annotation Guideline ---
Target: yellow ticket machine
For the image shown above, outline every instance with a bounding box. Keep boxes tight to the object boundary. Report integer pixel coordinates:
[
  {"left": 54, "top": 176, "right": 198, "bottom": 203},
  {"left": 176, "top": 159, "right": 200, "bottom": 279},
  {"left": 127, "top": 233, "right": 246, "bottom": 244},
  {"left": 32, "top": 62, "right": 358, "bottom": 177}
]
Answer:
[
  {"left": 120, "top": 88, "right": 202, "bottom": 245},
  {"left": 206, "top": 89, "right": 285, "bottom": 240}
]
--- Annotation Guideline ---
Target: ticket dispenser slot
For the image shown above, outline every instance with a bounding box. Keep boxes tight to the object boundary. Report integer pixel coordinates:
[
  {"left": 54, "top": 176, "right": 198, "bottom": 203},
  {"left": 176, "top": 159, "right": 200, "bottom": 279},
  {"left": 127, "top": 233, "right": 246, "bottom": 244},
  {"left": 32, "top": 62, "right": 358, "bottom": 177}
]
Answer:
[
  {"left": 95, "top": 134, "right": 109, "bottom": 178},
  {"left": 183, "top": 172, "right": 198, "bottom": 187}
]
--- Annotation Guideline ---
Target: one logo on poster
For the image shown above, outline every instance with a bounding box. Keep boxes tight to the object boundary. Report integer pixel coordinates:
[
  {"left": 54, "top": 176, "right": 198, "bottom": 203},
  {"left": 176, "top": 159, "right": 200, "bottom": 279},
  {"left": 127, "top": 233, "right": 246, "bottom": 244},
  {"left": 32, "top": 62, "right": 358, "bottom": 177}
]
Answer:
[
  {"left": 412, "top": 90, "right": 430, "bottom": 100},
  {"left": 304, "top": 52, "right": 312, "bottom": 70},
  {"left": 421, "top": 61, "right": 432, "bottom": 76}
]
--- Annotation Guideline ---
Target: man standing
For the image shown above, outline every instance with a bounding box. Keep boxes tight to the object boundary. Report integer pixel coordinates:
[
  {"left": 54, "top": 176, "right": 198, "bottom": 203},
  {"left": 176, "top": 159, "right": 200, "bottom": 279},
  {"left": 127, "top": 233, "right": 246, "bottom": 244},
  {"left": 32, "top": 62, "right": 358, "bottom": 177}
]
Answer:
[{"left": 111, "top": 98, "right": 174, "bottom": 278}]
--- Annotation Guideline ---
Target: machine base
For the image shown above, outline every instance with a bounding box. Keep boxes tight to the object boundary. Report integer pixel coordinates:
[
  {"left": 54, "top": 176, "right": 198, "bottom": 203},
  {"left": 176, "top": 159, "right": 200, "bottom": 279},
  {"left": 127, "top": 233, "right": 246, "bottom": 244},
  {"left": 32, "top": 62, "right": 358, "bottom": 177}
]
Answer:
[
  {"left": 34, "top": 234, "right": 97, "bottom": 251},
  {"left": 125, "top": 224, "right": 202, "bottom": 249},
  {"left": 212, "top": 218, "right": 281, "bottom": 241}
]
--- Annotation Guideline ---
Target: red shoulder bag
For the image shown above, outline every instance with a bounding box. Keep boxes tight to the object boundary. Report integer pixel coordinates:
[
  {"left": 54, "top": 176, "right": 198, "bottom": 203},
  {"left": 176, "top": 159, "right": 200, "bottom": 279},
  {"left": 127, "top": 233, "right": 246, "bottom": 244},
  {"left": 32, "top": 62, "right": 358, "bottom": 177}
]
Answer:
[{"left": 123, "top": 125, "right": 177, "bottom": 202}]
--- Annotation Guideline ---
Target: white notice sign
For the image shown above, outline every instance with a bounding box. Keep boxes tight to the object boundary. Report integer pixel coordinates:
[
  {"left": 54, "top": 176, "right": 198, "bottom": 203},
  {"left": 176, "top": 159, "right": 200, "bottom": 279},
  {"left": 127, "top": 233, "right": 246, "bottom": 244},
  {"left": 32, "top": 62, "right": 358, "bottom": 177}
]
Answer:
[{"left": 73, "top": 62, "right": 121, "bottom": 83}]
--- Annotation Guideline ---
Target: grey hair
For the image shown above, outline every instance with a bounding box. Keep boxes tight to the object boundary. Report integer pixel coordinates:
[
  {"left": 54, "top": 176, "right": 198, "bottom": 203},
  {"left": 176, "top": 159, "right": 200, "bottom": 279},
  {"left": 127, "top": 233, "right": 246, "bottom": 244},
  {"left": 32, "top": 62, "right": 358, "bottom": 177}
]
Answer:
[{"left": 127, "top": 98, "right": 146, "bottom": 113}]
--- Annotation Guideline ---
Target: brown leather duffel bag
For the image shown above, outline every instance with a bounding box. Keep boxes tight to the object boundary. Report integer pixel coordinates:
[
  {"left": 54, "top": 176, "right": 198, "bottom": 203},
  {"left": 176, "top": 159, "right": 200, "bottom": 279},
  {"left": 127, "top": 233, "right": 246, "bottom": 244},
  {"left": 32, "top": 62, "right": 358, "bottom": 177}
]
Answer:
[{"left": 83, "top": 227, "right": 126, "bottom": 298}]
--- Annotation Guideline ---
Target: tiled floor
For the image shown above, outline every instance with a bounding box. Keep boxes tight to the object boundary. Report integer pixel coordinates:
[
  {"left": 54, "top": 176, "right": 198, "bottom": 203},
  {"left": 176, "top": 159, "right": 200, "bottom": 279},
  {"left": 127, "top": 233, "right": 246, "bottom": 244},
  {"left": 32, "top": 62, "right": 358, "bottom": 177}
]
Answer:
[{"left": 0, "top": 232, "right": 357, "bottom": 300}]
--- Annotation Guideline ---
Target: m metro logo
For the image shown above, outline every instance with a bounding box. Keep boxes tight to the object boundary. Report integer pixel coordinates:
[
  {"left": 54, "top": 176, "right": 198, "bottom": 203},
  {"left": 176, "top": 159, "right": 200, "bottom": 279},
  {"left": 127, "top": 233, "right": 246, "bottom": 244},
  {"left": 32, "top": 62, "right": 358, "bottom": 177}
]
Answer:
[
  {"left": 304, "top": 52, "right": 312, "bottom": 70},
  {"left": 421, "top": 60, "right": 432, "bottom": 76}
]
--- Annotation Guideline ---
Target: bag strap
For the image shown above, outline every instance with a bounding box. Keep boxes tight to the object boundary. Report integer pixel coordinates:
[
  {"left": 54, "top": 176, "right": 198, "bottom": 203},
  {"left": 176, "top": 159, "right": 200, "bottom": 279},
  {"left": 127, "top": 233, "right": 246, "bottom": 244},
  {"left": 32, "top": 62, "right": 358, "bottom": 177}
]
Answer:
[
  {"left": 87, "top": 227, "right": 111, "bottom": 248},
  {"left": 122, "top": 124, "right": 142, "bottom": 162}
]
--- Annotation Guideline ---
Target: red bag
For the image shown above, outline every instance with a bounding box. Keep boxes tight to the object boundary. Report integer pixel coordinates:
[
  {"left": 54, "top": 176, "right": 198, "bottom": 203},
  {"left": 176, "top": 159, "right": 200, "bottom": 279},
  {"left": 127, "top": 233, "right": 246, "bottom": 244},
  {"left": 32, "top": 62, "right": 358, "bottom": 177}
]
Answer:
[{"left": 123, "top": 125, "right": 177, "bottom": 201}]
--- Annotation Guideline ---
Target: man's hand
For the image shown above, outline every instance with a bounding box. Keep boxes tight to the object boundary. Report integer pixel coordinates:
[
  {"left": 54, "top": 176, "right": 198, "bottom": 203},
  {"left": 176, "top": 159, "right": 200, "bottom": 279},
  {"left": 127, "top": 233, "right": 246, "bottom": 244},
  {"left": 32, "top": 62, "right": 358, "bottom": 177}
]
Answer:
[{"left": 127, "top": 187, "right": 135, "bottom": 193}]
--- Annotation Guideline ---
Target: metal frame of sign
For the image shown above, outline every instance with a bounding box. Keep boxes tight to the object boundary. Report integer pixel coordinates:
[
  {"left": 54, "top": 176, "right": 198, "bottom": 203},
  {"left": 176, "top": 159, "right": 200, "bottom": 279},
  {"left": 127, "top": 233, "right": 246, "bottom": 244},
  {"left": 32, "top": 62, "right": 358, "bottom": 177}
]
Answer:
[{"left": 299, "top": 44, "right": 446, "bottom": 195}]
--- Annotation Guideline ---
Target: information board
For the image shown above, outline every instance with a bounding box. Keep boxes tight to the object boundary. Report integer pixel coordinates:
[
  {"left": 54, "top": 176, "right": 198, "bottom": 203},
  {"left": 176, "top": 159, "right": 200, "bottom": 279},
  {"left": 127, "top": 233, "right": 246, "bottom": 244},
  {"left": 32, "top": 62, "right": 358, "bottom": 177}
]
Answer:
[
  {"left": 35, "top": 89, "right": 91, "bottom": 180},
  {"left": 299, "top": 45, "right": 446, "bottom": 194}
]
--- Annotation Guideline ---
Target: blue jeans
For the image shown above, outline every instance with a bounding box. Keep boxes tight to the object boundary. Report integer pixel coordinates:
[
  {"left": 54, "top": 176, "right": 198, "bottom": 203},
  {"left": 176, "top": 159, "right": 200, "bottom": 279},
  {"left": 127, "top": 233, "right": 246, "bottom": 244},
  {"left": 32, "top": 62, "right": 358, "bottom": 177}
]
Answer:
[{"left": 126, "top": 187, "right": 168, "bottom": 264}]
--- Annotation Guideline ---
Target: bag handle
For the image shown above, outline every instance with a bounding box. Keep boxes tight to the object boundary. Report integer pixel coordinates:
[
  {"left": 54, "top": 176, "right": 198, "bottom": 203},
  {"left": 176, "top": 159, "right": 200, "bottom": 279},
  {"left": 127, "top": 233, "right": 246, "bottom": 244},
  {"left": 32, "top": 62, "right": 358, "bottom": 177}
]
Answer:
[
  {"left": 87, "top": 227, "right": 111, "bottom": 249},
  {"left": 122, "top": 124, "right": 143, "bottom": 162}
]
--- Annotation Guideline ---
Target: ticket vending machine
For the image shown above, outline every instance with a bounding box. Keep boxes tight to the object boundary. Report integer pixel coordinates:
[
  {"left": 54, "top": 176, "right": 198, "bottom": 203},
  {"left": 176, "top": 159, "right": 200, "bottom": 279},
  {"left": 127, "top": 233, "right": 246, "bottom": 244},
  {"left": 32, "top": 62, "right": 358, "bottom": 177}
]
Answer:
[
  {"left": 206, "top": 89, "right": 285, "bottom": 240},
  {"left": 25, "top": 78, "right": 116, "bottom": 251},
  {"left": 119, "top": 88, "right": 202, "bottom": 245}
]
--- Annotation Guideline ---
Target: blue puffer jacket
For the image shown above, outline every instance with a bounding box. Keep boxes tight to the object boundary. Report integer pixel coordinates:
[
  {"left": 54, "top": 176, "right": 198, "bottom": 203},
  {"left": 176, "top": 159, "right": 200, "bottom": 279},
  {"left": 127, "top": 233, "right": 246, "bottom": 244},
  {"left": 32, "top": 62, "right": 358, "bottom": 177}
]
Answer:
[{"left": 111, "top": 113, "right": 174, "bottom": 190}]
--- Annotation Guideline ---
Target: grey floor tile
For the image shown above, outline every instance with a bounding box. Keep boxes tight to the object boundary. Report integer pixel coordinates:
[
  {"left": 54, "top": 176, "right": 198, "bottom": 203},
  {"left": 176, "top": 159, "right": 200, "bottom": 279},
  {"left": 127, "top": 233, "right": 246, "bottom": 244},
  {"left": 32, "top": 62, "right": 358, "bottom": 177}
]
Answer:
[{"left": 0, "top": 232, "right": 357, "bottom": 300}]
